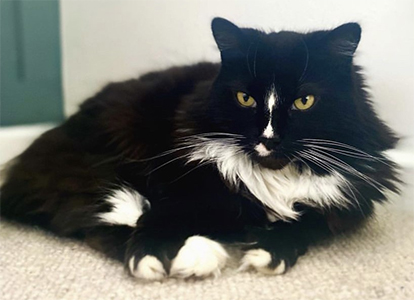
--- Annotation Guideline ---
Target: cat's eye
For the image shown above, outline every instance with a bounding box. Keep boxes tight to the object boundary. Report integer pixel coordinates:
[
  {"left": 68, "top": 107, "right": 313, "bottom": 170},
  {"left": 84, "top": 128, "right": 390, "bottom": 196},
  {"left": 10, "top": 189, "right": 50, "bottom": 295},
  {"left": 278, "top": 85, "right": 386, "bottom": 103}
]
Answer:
[
  {"left": 236, "top": 92, "right": 257, "bottom": 108},
  {"left": 292, "top": 95, "right": 316, "bottom": 111}
]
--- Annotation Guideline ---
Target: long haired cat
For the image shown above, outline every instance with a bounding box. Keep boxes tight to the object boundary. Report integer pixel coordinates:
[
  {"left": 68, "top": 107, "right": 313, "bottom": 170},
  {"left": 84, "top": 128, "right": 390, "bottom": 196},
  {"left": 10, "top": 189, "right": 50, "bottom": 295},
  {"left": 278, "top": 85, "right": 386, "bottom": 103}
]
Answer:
[{"left": 1, "top": 18, "right": 399, "bottom": 280}]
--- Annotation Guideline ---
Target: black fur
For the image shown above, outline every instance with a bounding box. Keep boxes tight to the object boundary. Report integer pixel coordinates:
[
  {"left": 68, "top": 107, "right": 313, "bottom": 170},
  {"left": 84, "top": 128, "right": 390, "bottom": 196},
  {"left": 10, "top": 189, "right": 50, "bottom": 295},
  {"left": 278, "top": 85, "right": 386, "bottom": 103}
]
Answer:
[{"left": 0, "top": 18, "right": 399, "bottom": 277}]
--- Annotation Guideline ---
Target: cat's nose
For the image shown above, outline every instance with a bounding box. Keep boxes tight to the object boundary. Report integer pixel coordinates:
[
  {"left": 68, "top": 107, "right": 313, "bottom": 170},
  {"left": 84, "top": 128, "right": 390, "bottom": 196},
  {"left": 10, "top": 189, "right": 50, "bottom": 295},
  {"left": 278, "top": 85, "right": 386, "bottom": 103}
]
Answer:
[{"left": 259, "top": 136, "right": 281, "bottom": 149}]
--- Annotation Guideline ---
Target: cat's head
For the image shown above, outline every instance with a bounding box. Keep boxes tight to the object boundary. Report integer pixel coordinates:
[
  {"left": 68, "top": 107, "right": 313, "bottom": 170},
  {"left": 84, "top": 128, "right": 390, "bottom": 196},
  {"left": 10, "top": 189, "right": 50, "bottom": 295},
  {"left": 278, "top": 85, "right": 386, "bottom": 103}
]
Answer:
[{"left": 203, "top": 17, "right": 397, "bottom": 172}]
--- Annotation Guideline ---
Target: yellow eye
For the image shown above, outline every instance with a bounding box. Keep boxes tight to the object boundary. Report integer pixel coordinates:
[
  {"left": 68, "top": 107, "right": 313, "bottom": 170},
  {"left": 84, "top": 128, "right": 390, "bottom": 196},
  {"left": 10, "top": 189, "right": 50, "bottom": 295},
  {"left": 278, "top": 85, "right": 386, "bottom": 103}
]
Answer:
[
  {"left": 236, "top": 92, "right": 256, "bottom": 108},
  {"left": 293, "top": 95, "right": 316, "bottom": 111}
]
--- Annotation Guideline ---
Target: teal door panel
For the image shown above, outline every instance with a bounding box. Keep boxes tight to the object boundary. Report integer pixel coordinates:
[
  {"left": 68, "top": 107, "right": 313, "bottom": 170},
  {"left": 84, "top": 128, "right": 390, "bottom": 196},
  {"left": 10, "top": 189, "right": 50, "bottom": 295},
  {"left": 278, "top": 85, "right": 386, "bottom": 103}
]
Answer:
[{"left": 1, "top": 0, "right": 64, "bottom": 126}]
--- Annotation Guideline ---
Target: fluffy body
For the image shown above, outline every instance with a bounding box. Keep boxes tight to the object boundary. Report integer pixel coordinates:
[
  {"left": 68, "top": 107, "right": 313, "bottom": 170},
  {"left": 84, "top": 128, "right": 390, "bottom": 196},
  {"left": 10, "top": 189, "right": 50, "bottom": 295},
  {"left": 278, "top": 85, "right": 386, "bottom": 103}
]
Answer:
[{"left": 0, "top": 18, "right": 399, "bottom": 280}]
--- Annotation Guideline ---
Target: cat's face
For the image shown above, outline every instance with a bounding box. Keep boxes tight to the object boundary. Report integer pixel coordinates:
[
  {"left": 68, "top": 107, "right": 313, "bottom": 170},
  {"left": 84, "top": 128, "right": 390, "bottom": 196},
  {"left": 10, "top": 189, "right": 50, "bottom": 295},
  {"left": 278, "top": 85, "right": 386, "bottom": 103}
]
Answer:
[{"left": 206, "top": 18, "right": 385, "bottom": 171}]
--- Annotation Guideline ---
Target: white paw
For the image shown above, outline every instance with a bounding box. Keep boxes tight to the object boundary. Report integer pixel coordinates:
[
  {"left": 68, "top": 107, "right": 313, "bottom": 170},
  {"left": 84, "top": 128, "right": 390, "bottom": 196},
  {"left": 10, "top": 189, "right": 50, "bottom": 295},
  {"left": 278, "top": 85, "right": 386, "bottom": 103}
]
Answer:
[
  {"left": 238, "top": 249, "right": 286, "bottom": 275},
  {"left": 170, "top": 235, "right": 228, "bottom": 278},
  {"left": 129, "top": 255, "right": 166, "bottom": 281}
]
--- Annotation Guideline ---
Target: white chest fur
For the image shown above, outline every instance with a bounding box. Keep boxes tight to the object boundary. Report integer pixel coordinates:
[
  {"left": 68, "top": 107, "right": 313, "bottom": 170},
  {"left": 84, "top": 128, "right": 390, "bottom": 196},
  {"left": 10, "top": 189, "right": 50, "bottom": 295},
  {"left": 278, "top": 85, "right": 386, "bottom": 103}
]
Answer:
[{"left": 189, "top": 140, "right": 350, "bottom": 221}]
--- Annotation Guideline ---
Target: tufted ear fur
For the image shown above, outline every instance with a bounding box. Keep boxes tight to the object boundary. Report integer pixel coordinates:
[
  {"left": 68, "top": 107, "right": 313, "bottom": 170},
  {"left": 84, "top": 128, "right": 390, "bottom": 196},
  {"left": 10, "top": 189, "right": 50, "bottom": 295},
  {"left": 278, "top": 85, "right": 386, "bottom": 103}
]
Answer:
[{"left": 326, "top": 23, "right": 361, "bottom": 57}]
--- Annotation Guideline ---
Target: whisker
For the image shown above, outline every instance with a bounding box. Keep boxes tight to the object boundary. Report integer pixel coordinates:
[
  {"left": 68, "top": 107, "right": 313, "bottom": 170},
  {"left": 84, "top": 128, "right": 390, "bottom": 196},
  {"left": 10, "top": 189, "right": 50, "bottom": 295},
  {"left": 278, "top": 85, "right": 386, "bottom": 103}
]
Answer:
[
  {"left": 297, "top": 151, "right": 361, "bottom": 208},
  {"left": 91, "top": 155, "right": 123, "bottom": 168},
  {"left": 298, "top": 139, "right": 388, "bottom": 161},
  {"left": 145, "top": 153, "right": 191, "bottom": 175},
  {"left": 176, "top": 132, "right": 244, "bottom": 141},
  {"left": 302, "top": 148, "right": 387, "bottom": 193},
  {"left": 133, "top": 133, "right": 243, "bottom": 163},
  {"left": 297, "top": 151, "right": 354, "bottom": 207},
  {"left": 246, "top": 42, "right": 254, "bottom": 78},
  {"left": 253, "top": 43, "right": 259, "bottom": 78},
  {"left": 291, "top": 153, "right": 311, "bottom": 170},
  {"left": 169, "top": 161, "right": 210, "bottom": 184},
  {"left": 130, "top": 144, "right": 200, "bottom": 163},
  {"left": 177, "top": 136, "right": 241, "bottom": 146},
  {"left": 298, "top": 151, "right": 362, "bottom": 210},
  {"left": 298, "top": 36, "right": 309, "bottom": 83},
  {"left": 301, "top": 144, "right": 388, "bottom": 163},
  {"left": 297, "top": 151, "right": 336, "bottom": 174},
  {"left": 146, "top": 135, "right": 243, "bottom": 175}
]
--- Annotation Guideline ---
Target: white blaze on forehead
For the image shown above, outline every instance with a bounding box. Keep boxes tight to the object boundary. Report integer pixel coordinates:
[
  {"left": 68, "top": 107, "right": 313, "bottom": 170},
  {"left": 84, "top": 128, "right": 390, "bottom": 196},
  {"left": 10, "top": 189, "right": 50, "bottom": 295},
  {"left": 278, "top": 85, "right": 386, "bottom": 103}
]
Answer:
[
  {"left": 266, "top": 87, "right": 277, "bottom": 112},
  {"left": 263, "top": 86, "right": 277, "bottom": 139},
  {"left": 263, "top": 123, "right": 274, "bottom": 139}
]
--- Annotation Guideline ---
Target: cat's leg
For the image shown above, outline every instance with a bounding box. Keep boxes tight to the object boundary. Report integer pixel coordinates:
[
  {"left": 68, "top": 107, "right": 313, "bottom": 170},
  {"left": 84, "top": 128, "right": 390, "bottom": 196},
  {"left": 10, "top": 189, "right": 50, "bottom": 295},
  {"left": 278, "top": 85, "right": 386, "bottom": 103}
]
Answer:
[
  {"left": 84, "top": 225, "right": 134, "bottom": 261},
  {"left": 81, "top": 186, "right": 152, "bottom": 261},
  {"left": 238, "top": 220, "right": 313, "bottom": 275},
  {"left": 239, "top": 205, "right": 373, "bottom": 275}
]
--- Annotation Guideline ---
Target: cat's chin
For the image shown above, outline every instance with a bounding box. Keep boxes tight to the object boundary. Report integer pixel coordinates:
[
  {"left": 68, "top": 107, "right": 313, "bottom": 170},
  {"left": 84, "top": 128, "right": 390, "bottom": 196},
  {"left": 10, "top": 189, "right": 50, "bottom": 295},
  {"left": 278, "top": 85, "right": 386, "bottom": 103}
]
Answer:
[{"left": 253, "top": 155, "right": 290, "bottom": 170}]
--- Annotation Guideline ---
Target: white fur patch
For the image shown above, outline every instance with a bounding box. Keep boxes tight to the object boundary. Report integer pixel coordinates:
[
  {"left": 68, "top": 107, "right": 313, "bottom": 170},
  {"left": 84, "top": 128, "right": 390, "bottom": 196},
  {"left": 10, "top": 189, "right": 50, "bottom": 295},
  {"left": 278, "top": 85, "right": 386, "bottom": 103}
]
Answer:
[
  {"left": 189, "top": 141, "right": 349, "bottom": 220},
  {"left": 263, "top": 123, "right": 274, "bottom": 139},
  {"left": 255, "top": 143, "right": 272, "bottom": 157},
  {"left": 263, "top": 87, "right": 277, "bottom": 138},
  {"left": 98, "top": 187, "right": 150, "bottom": 227},
  {"left": 266, "top": 85, "right": 277, "bottom": 112},
  {"left": 170, "top": 236, "right": 228, "bottom": 278},
  {"left": 239, "top": 249, "right": 286, "bottom": 275},
  {"left": 129, "top": 255, "right": 166, "bottom": 281}
]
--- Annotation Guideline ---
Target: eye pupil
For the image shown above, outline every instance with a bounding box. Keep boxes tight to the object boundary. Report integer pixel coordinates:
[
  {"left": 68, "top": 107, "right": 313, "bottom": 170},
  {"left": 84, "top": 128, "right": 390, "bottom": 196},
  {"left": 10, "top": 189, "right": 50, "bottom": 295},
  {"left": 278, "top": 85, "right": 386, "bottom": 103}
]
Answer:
[
  {"left": 292, "top": 94, "right": 315, "bottom": 111},
  {"left": 236, "top": 91, "right": 256, "bottom": 108}
]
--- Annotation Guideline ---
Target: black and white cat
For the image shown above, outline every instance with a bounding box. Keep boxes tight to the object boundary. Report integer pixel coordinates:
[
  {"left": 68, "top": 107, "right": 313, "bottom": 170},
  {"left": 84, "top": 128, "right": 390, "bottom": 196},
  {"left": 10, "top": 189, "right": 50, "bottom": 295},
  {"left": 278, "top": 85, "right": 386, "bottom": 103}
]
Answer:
[{"left": 1, "top": 18, "right": 399, "bottom": 280}]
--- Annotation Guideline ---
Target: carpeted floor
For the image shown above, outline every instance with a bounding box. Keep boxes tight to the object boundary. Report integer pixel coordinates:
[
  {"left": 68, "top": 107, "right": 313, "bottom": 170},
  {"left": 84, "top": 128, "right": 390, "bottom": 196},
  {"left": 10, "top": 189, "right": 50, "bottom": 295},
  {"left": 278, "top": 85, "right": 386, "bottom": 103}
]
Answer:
[{"left": 1, "top": 204, "right": 413, "bottom": 300}]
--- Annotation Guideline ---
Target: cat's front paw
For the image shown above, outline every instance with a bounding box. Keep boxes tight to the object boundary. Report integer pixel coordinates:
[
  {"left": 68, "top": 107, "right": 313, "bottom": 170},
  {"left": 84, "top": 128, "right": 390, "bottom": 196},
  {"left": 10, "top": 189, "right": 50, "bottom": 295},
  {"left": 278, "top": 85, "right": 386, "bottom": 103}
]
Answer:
[
  {"left": 238, "top": 248, "right": 286, "bottom": 275},
  {"left": 126, "top": 235, "right": 228, "bottom": 281},
  {"left": 128, "top": 255, "right": 167, "bottom": 281},
  {"left": 170, "top": 236, "right": 228, "bottom": 278}
]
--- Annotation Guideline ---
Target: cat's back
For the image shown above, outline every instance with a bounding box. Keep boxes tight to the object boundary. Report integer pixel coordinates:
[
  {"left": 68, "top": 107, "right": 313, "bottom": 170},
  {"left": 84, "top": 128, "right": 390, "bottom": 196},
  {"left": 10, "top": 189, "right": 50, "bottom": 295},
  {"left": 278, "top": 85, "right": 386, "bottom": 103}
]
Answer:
[
  {"left": 7, "top": 62, "right": 220, "bottom": 158},
  {"left": 81, "top": 62, "right": 219, "bottom": 112},
  {"left": 75, "top": 62, "right": 219, "bottom": 155}
]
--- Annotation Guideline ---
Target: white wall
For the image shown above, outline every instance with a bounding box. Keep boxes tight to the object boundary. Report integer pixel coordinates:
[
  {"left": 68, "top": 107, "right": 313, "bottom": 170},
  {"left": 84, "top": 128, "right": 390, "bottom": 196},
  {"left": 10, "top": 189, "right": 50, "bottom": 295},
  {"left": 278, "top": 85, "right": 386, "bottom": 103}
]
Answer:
[{"left": 60, "top": 0, "right": 414, "bottom": 140}]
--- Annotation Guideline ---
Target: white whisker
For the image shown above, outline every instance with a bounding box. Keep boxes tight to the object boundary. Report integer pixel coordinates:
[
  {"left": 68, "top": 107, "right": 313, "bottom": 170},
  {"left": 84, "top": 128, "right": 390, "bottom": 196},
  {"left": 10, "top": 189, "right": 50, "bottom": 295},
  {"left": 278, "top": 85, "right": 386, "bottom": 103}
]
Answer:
[
  {"left": 133, "top": 144, "right": 199, "bottom": 162},
  {"left": 146, "top": 153, "right": 191, "bottom": 175},
  {"left": 297, "top": 151, "right": 361, "bottom": 209},
  {"left": 169, "top": 161, "right": 210, "bottom": 184},
  {"left": 301, "top": 148, "right": 386, "bottom": 194},
  {"left": 135, "top": 133, "right": 243, "bottom": 168},
  {"left": 176, "top": 132, "right": 244, "bottom": 141},
  {"left": 302, "top": 144, "right": 376, "bottom": 161},
  {"left": 142, "top": 135, "right": 244, "bottom": 175},
  {"left": 298, "top": 139, "right": 389, "bottom": 164}
]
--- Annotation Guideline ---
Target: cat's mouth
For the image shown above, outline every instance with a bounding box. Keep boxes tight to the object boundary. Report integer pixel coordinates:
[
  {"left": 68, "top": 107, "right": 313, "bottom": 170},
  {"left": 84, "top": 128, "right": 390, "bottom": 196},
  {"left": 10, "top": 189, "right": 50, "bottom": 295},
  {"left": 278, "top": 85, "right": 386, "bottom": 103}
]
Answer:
[
  {"left": 256, "top": 156, "right": 290, "bottom": 170},
  {"left": 253, "top": 143, "right": 290, "bottom": 170}
]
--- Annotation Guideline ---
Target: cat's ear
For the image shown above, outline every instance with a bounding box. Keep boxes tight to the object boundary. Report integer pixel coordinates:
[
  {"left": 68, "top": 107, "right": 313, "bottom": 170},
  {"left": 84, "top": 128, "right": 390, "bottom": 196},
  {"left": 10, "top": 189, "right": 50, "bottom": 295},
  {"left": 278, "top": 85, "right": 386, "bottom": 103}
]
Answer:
[
  {"left": 326, "top": 23, "right": 361, "bottom": 57},
  {"left": 211, "top": 18, "right": 245, "bottom": 52}
]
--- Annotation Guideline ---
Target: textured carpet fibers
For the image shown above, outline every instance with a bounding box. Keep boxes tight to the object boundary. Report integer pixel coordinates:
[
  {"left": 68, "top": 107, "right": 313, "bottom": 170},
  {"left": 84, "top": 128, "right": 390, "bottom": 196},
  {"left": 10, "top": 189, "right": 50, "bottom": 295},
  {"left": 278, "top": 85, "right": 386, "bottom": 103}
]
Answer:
[{"left": 1, "top": 205, "right": 413, "bottom": 300}]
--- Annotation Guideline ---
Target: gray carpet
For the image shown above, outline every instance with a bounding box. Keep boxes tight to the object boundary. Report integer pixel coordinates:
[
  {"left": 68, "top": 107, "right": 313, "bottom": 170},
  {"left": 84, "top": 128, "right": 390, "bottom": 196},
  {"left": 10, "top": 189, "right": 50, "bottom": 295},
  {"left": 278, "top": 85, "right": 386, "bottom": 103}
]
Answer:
[{"left": 1, "top": 204, "right": 413, "bottom": 300}]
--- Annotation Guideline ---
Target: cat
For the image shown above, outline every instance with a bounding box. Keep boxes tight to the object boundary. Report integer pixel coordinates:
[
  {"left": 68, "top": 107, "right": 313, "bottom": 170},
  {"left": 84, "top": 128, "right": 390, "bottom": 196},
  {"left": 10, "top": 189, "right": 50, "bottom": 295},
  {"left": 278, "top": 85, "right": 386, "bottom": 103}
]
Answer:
[{"left": 0, "top": 17, "right": 400, "bottom": 280}]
